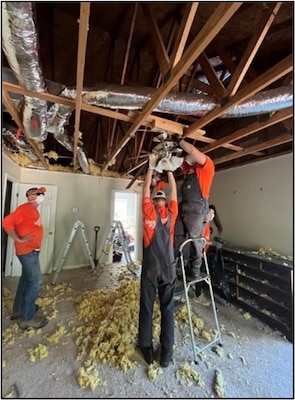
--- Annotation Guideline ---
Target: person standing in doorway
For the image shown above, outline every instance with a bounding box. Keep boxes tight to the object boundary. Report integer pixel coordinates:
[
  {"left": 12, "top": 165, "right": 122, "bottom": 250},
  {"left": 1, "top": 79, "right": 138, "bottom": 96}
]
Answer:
[
  {"left": 174, "top": 137, "right": 215, "bottom": 279},
  {"left": 2, "top": 187, "right": 48, "bottom": 330},
  {"left": 138, "top": 156, "right": 178, "bottom": 368}
]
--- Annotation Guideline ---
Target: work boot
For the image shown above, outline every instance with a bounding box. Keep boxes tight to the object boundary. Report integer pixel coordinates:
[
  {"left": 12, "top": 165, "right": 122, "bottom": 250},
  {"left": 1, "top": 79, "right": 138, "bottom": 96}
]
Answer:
[
  {"left": 18, "top": 315, "right": 48, "bottom": 330},
  {"left": 10, "top": 304, "right": 39, "bottom": 321},
  {"left": 160, "top": 347, "right": 173, "bottom": 368},
  {"left": 187, "top": 266, "right": 201, "bottom": 279},
  {"left": 140, "top": 346, "right": 154, "bottom": 364}
]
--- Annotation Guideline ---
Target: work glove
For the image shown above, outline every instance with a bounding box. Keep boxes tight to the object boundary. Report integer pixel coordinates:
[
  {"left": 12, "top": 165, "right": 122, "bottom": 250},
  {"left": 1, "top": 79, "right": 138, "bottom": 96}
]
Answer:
[
  {"left": 148, "top": 153, "right": 158, "bottom": 170},
  {"left": 157, "top": 156, "right": 183, "bottom": 172},
  {"left": 149, "top": 153, "right": 163, "bottom": 173}
]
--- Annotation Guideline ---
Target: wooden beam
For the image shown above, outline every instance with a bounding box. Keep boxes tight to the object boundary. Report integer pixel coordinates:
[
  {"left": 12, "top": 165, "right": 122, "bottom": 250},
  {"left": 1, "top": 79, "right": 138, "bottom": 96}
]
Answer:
[
  {"left": 181, "top": 74, "right": 214, "bottom": 95},
  {"left": 2, "top": 89, "right": 48, "bottom": 168},
  {"left": 168, "top": 2, "right": 198, "bottom": 69},
  {"left": 197, "top": 52, "right": 226, "bottom": 100},
  {"left": 202, "top": 107, "right": 293, "bottom": 153},
  {"left": 121, "top": 3, "right": 138, "bottom": 85},
  {"left": 226, "top": 2, "right": 282, "bottom": 96},
  {"left": 125, "top": 162, "right": 147, "bottom": 189},
  {"left": 141, "top": 3, "right": 170, "bottom": 75},
  {"left": 214, "top": 133, "right": 292, "bottom": 165},
  {"left": 185, "top": 54, "right": 293, "bottom": 134},
  {"left": 103, "top": 2, "right": 242, "bottom": 170},
  {"left": 73, "top": 2, "right": 90, "bottom": 170}
]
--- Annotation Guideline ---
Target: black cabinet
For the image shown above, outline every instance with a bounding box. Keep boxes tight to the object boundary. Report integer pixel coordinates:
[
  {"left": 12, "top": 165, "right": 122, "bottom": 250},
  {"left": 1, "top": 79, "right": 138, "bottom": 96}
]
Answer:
[{"left": 217, "top": 245, "right": 293, "bottom": 341}]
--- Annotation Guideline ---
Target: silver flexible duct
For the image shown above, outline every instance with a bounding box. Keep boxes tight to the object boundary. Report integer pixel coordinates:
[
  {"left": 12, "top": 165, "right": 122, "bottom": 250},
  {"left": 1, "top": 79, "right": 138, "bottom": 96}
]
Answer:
[
  {"left": 47, "top": 94, "right": 89, "bottom": 174},
  {"left": 2, "top": 2, "right": 48, "bottom": 141},
  {"left": 2, "top": 2, "right": 292, "bottom": 176},
  {"left": 2, "top": 126, "right": 39, "bottom": 162},
  {"left": 75, "top": 84, "right": 292, "bottom": 117}
]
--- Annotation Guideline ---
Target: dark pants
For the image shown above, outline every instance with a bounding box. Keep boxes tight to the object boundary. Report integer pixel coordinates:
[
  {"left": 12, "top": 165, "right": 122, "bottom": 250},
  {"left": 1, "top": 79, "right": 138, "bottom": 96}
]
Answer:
[
  {"left": 174, "top": 200, "right": 208, "bottom": 269},
  {"left": 138, "top": 272, "right": 175, "bottom": 350}
]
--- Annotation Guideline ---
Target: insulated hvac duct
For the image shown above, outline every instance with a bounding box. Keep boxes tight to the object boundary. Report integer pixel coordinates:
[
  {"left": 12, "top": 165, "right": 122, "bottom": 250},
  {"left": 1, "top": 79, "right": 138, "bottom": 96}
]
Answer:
[
  {"left": 63, "top": 84, "right": 293, "bottom": 118},
  {"left": 2, "top": 2, "right": 48, "bottom": 141},
  {"left": 2, "top": 125, "right": 39, "bottom": 162},
  {"left": 2, "top": 2, "right": 293, "bottom": 177},
  {"left": 2, "top": 3, "right": 89, "bottom": 174}
]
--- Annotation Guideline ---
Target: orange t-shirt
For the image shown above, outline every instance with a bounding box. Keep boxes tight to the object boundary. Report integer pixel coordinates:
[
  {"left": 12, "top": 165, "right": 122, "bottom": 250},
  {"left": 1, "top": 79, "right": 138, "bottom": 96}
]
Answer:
[
  {"left": 2, "top": 203, "right": 43, "bottom": 256},
  {"left": 142, "top": 197, "right": 178, "bottom": 248},
  {"left": 182, "top": 156, "right": 215, "bottom": 199}
]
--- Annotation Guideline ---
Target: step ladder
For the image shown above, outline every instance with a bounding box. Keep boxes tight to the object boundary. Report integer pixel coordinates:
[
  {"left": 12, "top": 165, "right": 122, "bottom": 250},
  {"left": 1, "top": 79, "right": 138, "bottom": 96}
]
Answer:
[
  {"left": 52, "top": 220, "right": 95, "bottom": 285},
  {"left": 177, "top": 237, "right": 222, "bottom": 364},
  {"left": 96, "top": 220, "right": 136, "bottom": 274}
]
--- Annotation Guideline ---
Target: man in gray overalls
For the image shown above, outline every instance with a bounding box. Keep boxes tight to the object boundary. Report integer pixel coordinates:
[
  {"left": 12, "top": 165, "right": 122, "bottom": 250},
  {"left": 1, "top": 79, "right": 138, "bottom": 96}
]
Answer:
[
  {"left": 138, "top": 166, "right": 178, "bottom": 368},
  {"left": 174, "top": 138, "right": 215, "bottom": 279}
]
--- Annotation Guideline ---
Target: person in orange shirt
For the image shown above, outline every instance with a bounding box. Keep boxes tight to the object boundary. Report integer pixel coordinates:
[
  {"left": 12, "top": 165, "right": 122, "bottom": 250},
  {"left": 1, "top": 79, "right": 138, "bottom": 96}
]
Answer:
[
  {"left": 174, "top": 137, "right": 215, "bottom": 279},
  {"left": 202, "top": 204, "right": 223, "bottom": 253},
  {"left": 138, "top": 161, "right": 178, "bottom": 368},
  {"left": 195, "top": 204, "right": 223, "bottom": 298},
  {"left": 2, "top": 187, "right": 48, "bottom": 330}
]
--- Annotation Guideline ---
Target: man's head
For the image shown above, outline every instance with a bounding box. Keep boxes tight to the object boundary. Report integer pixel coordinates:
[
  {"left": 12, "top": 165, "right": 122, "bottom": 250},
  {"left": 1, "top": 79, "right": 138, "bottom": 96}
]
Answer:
[
  {"left": 26, "top": 187, "right": 46, "bottom": 204},
  {"left": 152, "top": 190, "right": 167, "bottom": 206}
]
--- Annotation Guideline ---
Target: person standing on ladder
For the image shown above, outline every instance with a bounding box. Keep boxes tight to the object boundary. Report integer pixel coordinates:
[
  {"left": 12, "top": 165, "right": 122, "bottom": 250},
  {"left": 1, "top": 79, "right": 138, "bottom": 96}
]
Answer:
[
  {"left": 138, "top": 153, "right": 179, "bottom": 368},
  {"left": 173, "top": 136, "right": 215, "bottom": 280}
]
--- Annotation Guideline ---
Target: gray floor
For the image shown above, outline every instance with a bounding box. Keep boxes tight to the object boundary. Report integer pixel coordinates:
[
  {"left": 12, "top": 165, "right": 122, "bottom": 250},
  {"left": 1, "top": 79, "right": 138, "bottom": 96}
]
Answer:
[{"left": 2, "top": 264, "right": 294, "bottom": 399}]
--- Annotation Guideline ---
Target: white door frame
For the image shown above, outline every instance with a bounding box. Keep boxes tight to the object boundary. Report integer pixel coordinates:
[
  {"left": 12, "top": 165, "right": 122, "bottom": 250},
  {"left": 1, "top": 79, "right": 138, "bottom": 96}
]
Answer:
[{"left": 111, "top": 190, "right": 139, "bottom": 261}]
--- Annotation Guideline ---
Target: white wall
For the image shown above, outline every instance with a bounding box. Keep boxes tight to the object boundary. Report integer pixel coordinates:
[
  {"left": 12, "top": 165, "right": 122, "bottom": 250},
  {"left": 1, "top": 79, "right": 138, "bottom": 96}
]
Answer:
[
  {"left": 2, "top": 155, "right": 143, "bottom": 272},
  {"left": 3, "top": 153, "right": 293, "bottom": 275},
  {"left": 210, "top": 154, "right": 293, "bottom": 256}
]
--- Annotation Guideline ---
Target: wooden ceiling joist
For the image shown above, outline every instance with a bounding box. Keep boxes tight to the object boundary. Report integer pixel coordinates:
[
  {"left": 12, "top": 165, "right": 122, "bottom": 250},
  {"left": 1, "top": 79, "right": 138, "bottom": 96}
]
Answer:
[
  {"left": 185, "top": 53, "right": 293, "bottom": 134},
  {"left": 73, "top": 2, "right": 90, "bottom": 170},
  {"left": 103, "top": 2, "right": 243, "bottom": 170},
  {"left": 203, "top": 107, "right": 293, "bottom": 153},
  {"left": 226, "top": 2, "right": 282, "bottom": 96},
  {"left": 214, "top": 132, "right": 292, "bottom": 165}
]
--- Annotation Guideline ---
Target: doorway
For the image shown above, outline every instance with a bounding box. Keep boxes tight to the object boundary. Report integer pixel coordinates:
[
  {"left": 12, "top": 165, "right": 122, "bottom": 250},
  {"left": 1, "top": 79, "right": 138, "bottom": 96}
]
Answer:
[
  {"left": 2, "top": 179, "right": 13, "bottom": 276},
  {"left": 112, "top": 191, "right": 138, "bottom": 262}
]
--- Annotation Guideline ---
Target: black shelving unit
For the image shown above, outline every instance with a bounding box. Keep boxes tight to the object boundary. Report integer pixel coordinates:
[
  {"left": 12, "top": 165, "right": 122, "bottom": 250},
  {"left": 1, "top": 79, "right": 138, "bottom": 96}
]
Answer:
[{"left": 217, "top": 245, "right": 293, "bottom": 341}]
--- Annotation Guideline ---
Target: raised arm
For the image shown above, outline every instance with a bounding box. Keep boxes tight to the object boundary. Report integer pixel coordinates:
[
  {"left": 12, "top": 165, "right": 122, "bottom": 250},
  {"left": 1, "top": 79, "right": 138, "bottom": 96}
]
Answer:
[
  {"left": 143, "top": 168, "right": 153, "bottom": 198},
  {"left": 167, "top": 171, "right": 177, "bottom": 202},
  {"left": 179, "top": 138, "right": 206, "bottom": 166}
]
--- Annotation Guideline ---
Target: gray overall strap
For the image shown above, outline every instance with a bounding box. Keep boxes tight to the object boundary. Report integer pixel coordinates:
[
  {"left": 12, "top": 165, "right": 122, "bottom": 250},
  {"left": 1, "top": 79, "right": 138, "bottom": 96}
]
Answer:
[{"left": 181, "top": 172, "right": 203, "bottom": 203}]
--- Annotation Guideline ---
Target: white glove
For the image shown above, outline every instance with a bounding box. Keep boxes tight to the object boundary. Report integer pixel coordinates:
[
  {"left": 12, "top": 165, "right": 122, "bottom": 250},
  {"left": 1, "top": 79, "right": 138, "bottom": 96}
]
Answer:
[
  {"left": 149, "top": 153, "right": 163, "bottom": 173},
  {"left": 170, "top": 156, "right": 183, "bottom": 171},
  {"left": 158, "top": 156, "right": 183, "bottom": 171}
]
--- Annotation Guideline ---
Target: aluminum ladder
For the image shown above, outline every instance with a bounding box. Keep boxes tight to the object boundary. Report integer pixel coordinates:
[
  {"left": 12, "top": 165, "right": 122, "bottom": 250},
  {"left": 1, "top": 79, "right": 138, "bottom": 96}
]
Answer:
[
  {"left": 52, "top": 220, "right": 95, "bottom": 285},
  {"left": 178, "top": 237, "right": 222, "bottom": 363},
  {"left": 96, "top": 220, "right": 136, "bottom": 274}
]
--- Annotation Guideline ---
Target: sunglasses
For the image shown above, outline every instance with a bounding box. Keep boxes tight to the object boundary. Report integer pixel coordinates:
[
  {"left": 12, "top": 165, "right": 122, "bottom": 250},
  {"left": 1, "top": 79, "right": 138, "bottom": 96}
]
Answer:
[{"left": 36, "top": 193, "right": 44, "bottom": 196}]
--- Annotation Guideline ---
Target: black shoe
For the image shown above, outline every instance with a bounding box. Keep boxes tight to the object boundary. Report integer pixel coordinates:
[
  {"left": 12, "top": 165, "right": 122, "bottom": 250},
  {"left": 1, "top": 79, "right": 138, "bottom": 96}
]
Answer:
[
  {"left": 18, "top": 315, "right": 48, "bottom": 330},
  {"left": 140, "top": 346, "right": 154, "bottom": 364},
  {"left": 160, "top": 348, "right": 173, "bottom": 368},
  {"left": 188, "top": 267, "right": 201, "bottom": 279}
]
